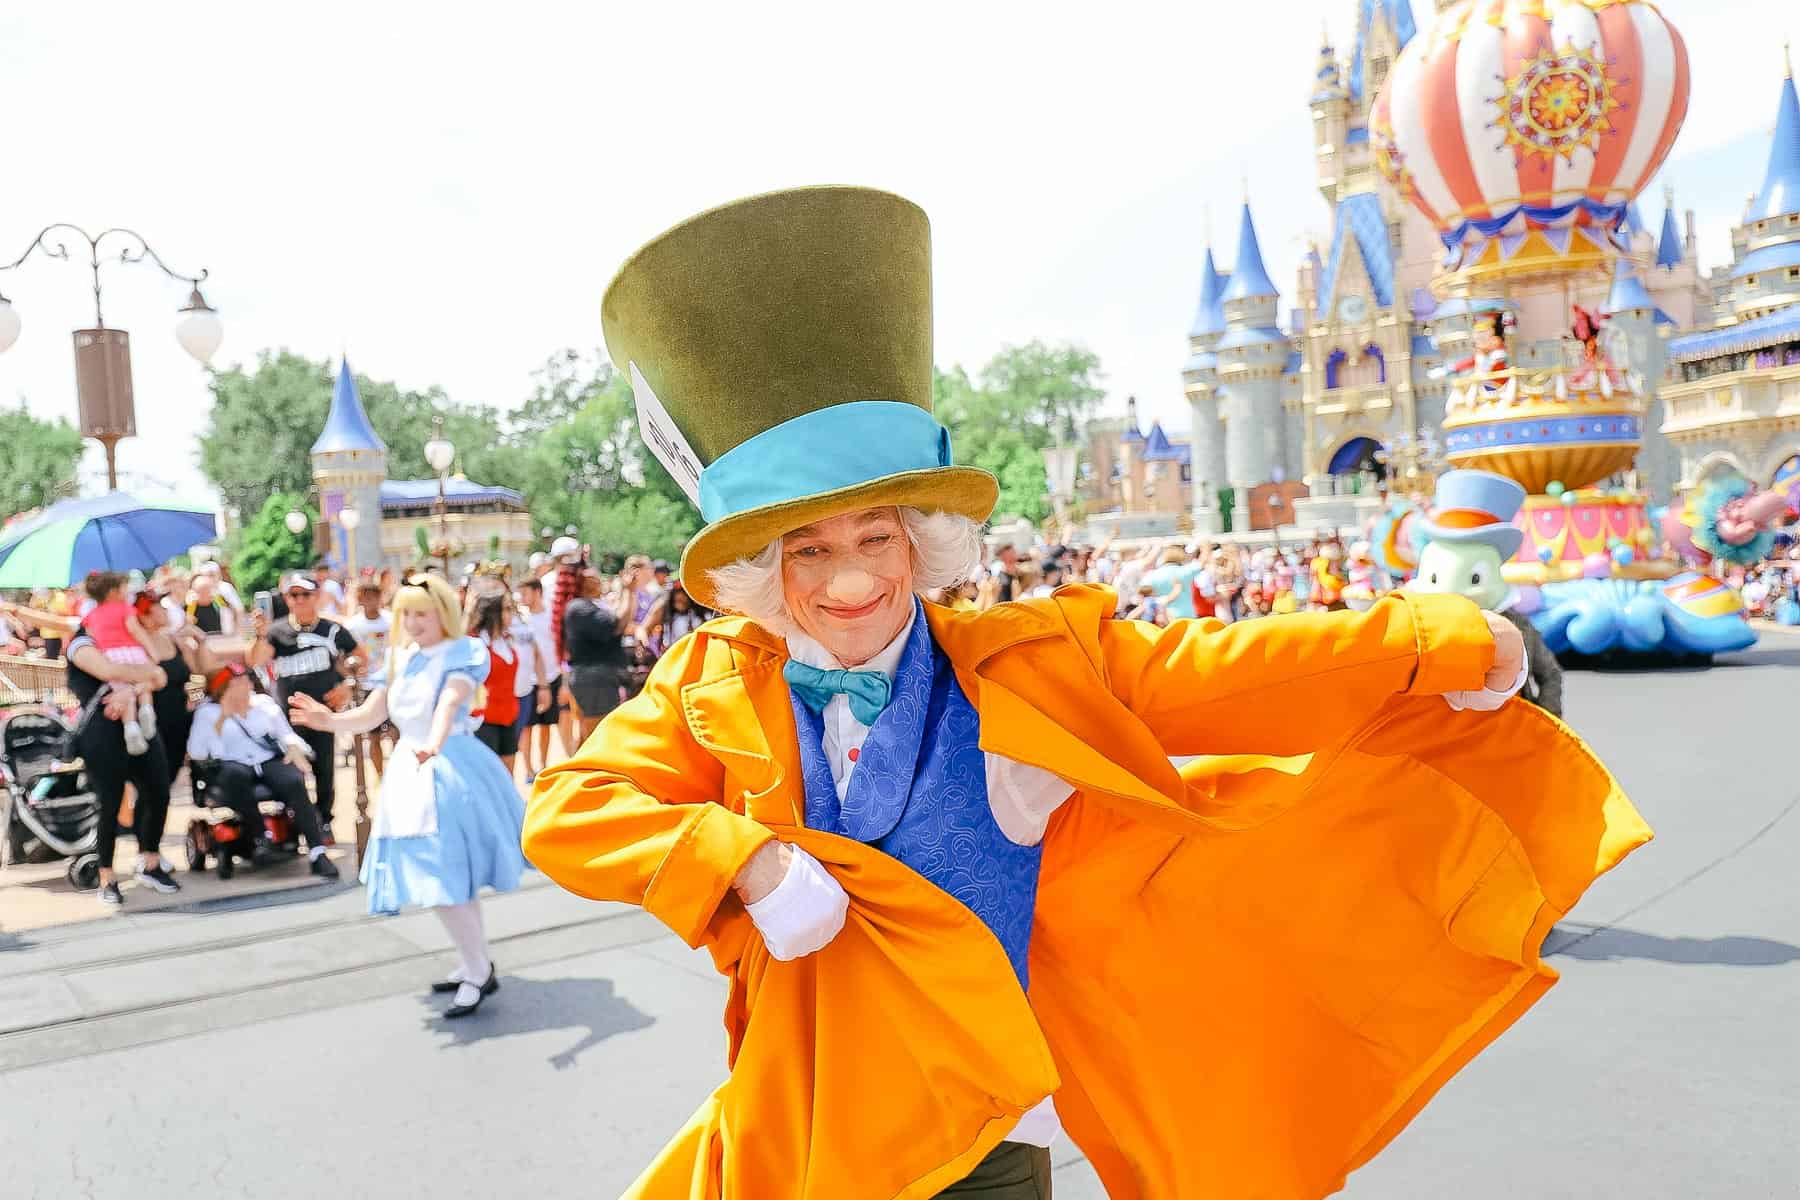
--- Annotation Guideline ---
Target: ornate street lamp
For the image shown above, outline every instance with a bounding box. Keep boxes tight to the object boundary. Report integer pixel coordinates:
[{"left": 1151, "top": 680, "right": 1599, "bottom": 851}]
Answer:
[
  {"left": 338, "top": 504, "right": 363, "bottom": 583},
  {"left": 423, "top": 415, "right": 456, "bottom": 576},
  {"left": 284, "top": 508, "right": 309, "bottom": 537},
  {"left": 0, "top": 224, "right": 221, "bottom": 489}
]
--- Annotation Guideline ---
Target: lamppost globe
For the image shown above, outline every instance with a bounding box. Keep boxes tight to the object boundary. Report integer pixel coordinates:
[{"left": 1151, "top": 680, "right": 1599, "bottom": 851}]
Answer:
[
  {"left": 339, "top": 506, "right": 362, "bottom": 532},
  {"left": 284, "top": 510, "right": 308, "bottom": 536},
  {"left": 0, "top": 298, "right": 20, "bottom": 355},
  {"left": 174, "top": 288, "right": 224, "bottom": 365},
  {"left": 424, "top": 433, "right": 456, "bottom": 474}
]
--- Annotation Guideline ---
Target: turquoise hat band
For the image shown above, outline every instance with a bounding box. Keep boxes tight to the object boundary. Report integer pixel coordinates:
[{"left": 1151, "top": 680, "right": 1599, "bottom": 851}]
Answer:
[{"left": 697, "top": 401, "right": 954, "bottom": 523}]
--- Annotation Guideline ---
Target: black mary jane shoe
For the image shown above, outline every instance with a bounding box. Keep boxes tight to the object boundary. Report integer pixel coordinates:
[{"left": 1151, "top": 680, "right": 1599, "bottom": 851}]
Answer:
[
  {"left": 431, "top": 967, "right": 501, "bottom": 996},
  {"left": 443, "top": 966, "right": 499, "bottom": 1018}
]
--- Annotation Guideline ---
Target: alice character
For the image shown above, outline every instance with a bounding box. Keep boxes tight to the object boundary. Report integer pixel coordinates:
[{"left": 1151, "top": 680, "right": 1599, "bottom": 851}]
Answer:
[{"left": 289, "top": 574, "right": 528, "bottom": 1018}]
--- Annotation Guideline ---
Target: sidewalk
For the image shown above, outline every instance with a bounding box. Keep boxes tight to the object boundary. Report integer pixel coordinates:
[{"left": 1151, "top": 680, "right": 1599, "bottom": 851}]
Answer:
[{"left": 2, "top": 732, "right": 565, "bottom": 935}]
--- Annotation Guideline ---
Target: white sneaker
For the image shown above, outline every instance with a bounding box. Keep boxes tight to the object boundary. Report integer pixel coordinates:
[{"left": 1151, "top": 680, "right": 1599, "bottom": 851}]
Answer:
[
  {"left": 123, "top": 720, "right": 148, "bottom": 757},
  {"left": 137, "top": 699, "right": 158, "bottom": 741}
]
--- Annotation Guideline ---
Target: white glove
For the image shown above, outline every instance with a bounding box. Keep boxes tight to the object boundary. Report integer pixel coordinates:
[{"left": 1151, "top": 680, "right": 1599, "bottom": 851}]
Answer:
[
  {"left": 1443, "top": 657, "right": 1530, "bottom": 712},
  {"left": 744, "top": 845, "right": 849, "bottom": 961}
]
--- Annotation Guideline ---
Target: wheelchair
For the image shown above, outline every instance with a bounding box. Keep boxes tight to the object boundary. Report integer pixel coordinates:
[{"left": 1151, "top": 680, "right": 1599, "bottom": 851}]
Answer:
[{"left": 182, "top": 757, "right": 302, "bottom": 880}]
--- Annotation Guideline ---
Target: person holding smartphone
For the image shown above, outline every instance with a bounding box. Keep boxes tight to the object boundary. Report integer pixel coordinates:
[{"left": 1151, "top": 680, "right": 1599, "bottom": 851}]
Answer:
[{"left": 245, "top": 574, "right": 358, "bottom": 839}]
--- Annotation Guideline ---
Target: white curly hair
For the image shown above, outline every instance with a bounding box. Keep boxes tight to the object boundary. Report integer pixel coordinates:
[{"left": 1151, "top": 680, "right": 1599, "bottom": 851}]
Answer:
[{"left": 707, "top": 506, "right": 982, "bottom": 633}]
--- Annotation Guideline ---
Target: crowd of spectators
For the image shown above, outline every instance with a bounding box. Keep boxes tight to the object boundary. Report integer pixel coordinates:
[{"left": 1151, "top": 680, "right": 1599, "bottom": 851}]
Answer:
[{"left": 934, "top": 534, "right": 1393, "bottom": 625}]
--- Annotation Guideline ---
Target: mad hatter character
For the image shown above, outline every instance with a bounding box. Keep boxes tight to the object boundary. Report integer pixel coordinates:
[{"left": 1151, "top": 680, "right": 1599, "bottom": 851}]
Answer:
[
  {"left": 1407, "top": 470, "right": 1563, "bottom": 718},
  {"left": 524, "top": 188, "right": 1648, "bottom": 1199}
]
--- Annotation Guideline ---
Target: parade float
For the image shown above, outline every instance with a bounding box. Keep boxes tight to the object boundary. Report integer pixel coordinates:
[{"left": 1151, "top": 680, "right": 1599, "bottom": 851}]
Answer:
[{"left": 1367, "top": 0, "right": 1771, "bottom": 660}]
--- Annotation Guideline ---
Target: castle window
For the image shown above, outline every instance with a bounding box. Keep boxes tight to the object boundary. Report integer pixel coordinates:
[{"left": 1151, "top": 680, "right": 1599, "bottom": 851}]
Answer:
[
  {"left": 1388, "top": 220, "right": 1402, "bottom": 252},
  {"left": 1370, "top": 57, "right": 1389, "bottom": 87},
  {"left": 1788, "top": 267, "right": 1800, "bottom": 281}
]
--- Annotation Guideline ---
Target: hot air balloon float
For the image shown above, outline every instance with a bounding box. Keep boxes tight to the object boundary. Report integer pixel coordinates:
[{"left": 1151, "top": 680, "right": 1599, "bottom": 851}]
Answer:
[{"left": 1370, "top": 0, "right": 1765, "bottom": 661}]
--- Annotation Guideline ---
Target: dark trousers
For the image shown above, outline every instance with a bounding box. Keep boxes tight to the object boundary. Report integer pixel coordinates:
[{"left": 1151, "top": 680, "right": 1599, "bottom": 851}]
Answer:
[
  {"left": 82, "top": 730, "right": 172, "bottom": 867},
  {"left": 214, "top": 759, "right": 327, "bottom": 850},
  {"left": 293, "top": 726, "right": 337, "bottom": 823},
  {"left": 934, "top": 1143, "right": 1052, "bottom": 1198}
]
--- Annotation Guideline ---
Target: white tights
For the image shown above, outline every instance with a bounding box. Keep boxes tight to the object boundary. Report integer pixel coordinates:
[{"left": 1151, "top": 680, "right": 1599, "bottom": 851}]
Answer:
[{"left": 434, "top": 899, "right": 492, "bottom": 1006}]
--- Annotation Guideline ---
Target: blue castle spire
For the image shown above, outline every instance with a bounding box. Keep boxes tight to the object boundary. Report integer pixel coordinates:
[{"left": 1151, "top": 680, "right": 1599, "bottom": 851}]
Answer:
[
  {"left": 1348, "top": 0, "right": 1417, "bottom": 101},
  {"left": 311, "top": 358, "right": 387, "bottom": 455},
  {"left": 1220, "top": 202, "right": 1279, "bottom": 303},
  {"left": 1603, "top": 260, "right": 1674, "bottom": 325},
  {"left": 1750, "top": 67, "right": 1799, "bottom": 221},
  {"left": 1656, "top": 199, "right": 1683, "bottom": 269},
  {"left": 1189, "top": 248, "right": 1229, "bottom": 338}
]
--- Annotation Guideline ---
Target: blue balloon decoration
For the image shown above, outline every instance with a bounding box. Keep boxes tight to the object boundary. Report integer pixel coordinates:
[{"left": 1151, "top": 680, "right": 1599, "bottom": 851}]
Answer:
[
  {"left": 1533, "top": 575, "right": 1759, "bottom": 658},
  {"left": 1611, "top": 544, "right": 1634, "bottom": 566},
  {"left": 1560, "top": 491, "right": 1577, "bottom": 507},
  {"left": 1536, "top": 546, "right": 1555, "bottom": 563}
]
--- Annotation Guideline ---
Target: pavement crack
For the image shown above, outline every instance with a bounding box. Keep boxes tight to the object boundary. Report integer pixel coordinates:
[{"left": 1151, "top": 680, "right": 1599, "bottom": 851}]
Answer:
[{"left": 1553, "top": 791, "right": 1800, "bottom": 958}]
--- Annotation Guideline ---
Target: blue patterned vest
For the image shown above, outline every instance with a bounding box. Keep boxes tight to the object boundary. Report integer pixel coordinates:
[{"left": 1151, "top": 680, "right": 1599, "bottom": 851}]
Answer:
[{"left": 789, "top": 605, "right": 1043, "bottom": 987}]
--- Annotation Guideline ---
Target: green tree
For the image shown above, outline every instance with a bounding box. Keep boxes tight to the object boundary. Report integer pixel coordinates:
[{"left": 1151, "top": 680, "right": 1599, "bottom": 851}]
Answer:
[
  {"left": 0, "top": 405, "right": 85, "bottom": 517},
  {"left": 199, "top": 351, "right": 331, "bottom": 519},
  {"left": 232, "top": 492, "right": 316, "bottom": 595},
  {"left": 934, "top": 341, "right": 1104, "bottom": 524},
  {"left": 512, "top": 350, "right": 701, "bottom": 559},
  {"left": 199, "top": 351, "right": 522, "bottom": 520}
]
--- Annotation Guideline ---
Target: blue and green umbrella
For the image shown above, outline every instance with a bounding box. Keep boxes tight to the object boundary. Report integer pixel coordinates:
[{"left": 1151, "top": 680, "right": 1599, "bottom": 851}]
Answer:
[{"left": 0, "top": 493, "right": 218, "bottom": 588}]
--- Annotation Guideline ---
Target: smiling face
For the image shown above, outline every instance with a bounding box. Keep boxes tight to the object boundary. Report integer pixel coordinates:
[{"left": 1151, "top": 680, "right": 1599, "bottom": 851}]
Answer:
[
  {"left": 780, "top": 506, "right": 914, "bottom": 667},
  {"left": 401, "top": 604, "right": 446, "bottom": 646},
  {"left": 285, "top": 587, "right": 319, "bottom": 624}
]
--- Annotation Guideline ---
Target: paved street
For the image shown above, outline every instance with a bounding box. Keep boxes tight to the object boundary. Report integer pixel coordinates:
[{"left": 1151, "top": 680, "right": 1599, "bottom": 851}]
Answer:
[{"left": 2, "top": 635, "right": 1797, "bottom": 1199}]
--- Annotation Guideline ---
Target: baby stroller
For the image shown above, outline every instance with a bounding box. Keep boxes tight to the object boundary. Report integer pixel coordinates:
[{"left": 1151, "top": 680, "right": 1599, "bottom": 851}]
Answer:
[
  {"left": 0, "top": 707, "right": 104, "bottom": 890},
  {"left": 183, "top": 757, "right": 302, "bottom": 880}
]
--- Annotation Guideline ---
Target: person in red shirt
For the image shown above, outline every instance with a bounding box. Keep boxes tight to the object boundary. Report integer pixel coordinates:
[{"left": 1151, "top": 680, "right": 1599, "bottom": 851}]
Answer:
[{"left": 468, "top": 586, "right": 523, "bottom": 773}]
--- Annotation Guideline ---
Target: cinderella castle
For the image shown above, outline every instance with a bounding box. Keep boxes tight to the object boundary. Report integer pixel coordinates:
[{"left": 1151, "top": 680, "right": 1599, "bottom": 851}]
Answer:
[{"left": 1089, "top": 0, "right": 1797, "bottom": 537}]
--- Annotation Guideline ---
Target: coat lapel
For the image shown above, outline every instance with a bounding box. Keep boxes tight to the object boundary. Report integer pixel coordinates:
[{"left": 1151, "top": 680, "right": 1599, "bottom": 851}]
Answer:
[
  {"left": 924, "top": 602, "right": 1209, "bottom": 836},
  {"left": 679, "top": 622, "right": 806, "bottom": 827}
]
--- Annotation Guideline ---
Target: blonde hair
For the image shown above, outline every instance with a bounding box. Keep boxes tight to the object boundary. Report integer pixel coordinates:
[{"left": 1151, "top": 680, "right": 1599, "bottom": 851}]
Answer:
[
  {"left": 707, "top": 506, "right": 982, "bottom": 632},
  {"left": 387, "top": 573, "right": 466, "bottom": 679}
]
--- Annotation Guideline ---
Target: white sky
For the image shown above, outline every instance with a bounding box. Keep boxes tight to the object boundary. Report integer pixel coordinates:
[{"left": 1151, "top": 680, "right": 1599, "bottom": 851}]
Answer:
[{"left": 0, "top": 1, "right": 1791, "bottom": 507}]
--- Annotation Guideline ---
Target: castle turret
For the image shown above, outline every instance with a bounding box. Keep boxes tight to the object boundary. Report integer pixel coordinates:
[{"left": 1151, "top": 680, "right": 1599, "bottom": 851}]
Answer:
[
  {"left": 1655, "top": 192, "right": 1684, "bottom": 270},
  {"left": 1216, "top": 201, "right": 1290, "bottom": 530},
  {"left": 1603, "top": 261, "right": 1679, "bottom": 500},
  {"left": 1182, "top": 248, "right": 1231, "bottom": 529},
  {"left": 311, "top": 358, "right": 387, "bottom": 573},
  {"left": 1310, "top": 27, "right": 1350, "bottom": 201},
  {"left": 1731, "top": 63, "right": 1800, "bottom": 321}
]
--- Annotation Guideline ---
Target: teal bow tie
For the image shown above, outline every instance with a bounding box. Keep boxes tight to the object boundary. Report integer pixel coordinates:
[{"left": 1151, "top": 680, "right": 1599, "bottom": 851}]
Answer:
[{"left": 783, "top": 659, "right": 893, "bottom": 726}]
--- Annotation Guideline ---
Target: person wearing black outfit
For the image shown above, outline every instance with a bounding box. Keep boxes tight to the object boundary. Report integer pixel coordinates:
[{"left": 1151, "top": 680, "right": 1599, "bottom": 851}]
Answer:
[
  {"left": 562, "top": 567, "right": 627, "bottom": 747},
  {"left": 64, "top": 627, "right": 179, "bottom": 906},
  {"left": 246, "top": 574, "right": 357, "bottom": 837}
]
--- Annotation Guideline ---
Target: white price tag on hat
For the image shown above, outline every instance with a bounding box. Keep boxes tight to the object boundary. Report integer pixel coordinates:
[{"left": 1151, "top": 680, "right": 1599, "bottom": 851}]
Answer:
[{"left": 630, "top": 362, "right": 703, "bottom": 509}]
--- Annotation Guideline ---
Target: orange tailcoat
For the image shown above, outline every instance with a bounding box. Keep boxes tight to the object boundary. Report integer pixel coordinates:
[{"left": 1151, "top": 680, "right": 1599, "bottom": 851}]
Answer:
[{"left": 524, "top": 587, "right": 1648, "bottom": 1198}]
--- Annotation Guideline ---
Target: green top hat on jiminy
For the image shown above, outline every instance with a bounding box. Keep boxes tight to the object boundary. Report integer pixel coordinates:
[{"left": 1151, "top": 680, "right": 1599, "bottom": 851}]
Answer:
[{"left": 601, "top": 186, "right": 998, "bottom": 613}]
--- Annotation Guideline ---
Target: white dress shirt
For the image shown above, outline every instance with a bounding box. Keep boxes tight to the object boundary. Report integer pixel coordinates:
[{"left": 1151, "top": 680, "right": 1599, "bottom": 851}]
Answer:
[{"left": 188, "top": 694, "right": 308, "bottom": 769}]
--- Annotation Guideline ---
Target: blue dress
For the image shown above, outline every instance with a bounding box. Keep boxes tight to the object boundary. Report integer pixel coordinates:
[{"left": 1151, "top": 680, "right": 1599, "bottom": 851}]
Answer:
[{"left": 359, "top": 636, "right": 529, "bottom": 915}]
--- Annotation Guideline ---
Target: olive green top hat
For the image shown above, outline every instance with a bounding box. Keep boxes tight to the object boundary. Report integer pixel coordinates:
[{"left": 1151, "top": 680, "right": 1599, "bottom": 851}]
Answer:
[{"left": 601, "top": 186, "right": 998, "bottom": 612}]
